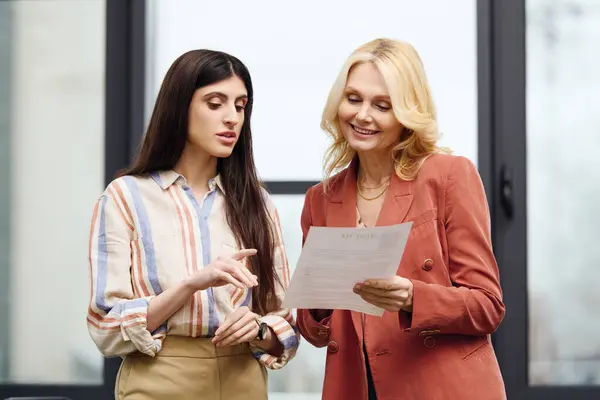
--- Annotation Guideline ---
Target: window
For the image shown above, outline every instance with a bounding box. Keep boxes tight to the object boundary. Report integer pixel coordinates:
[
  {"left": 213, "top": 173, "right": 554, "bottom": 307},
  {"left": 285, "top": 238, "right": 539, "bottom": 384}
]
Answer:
[
  {"left": 527, "top": 0, "right": 600, "bottom": 386},
  {"left": 0, "top": 0, "right": 105, "bottom": 385}
]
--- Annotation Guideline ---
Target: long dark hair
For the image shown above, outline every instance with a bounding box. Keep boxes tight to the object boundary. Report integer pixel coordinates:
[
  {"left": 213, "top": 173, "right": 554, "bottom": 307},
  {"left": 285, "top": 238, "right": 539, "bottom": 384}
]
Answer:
[{"left": 118, "top": 50, "right": 278, "bottom": 315}]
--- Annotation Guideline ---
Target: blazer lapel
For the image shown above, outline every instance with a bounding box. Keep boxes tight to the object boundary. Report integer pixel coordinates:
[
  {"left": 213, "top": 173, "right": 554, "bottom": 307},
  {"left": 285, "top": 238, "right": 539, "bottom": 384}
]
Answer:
[
  {"left": 325, "top": 159, "right": 415, "bottom": 228},
  {"left": 375, "top": 172, "right": 414, "bottom": 227},
  {"left": 325, "top": 161, "right": 415, "bottom": 342},
  {"left": 324, "top": 161, "right": 363, "bottom": 341},
  {"left": 325, "top": 160, "right": 414, "bottom": 343},
  {"left": 325, "top": 160, "right": 358, "bottom": 229}
]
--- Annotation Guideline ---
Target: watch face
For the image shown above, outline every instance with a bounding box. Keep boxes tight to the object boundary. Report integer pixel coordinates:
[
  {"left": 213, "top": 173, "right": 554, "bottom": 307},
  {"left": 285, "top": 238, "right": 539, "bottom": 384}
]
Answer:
[{"left": 259, "top": 323, "right": 267, "bottom": 340}]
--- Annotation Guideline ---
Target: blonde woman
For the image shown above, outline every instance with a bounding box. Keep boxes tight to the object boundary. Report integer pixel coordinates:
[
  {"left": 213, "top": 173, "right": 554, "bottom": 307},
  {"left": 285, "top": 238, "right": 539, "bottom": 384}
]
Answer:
[{"left": 297, "top": 39, "right": 506, "bottom": 400}]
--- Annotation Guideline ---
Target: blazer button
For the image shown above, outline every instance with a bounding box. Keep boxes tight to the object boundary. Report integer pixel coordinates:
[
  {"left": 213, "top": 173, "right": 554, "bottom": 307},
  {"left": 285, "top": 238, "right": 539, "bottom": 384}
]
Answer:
[
  {"left": 327, "top": 340, "right": 339, "bottom": 353},
  {"left": 423, "top": 336, "right": 436, "bottom": 348},
  {"left": 422, "top": 258, "right": 434, "bottom": 271}
]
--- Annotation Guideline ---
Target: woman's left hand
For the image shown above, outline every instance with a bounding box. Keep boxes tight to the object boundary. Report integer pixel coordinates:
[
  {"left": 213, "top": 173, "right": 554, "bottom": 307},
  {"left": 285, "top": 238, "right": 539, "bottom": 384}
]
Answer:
[
  {"left": 212, "top": 306, "right": 259, "bottom": 347},
  {"left": 353, "top": 276, "right": 414, "bottom": 313}
]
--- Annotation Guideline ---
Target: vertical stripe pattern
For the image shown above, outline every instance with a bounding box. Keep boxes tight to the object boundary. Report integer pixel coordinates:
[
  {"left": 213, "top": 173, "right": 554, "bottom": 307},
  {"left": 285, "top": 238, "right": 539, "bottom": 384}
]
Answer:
[{"left": 86, "top": 171, "right": 299, "bottom": 368}]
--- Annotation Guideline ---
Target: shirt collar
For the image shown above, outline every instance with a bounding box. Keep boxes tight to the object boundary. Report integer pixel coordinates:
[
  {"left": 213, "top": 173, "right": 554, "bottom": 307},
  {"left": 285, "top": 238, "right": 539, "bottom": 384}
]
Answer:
[
  {"left": 210, "top": 175, "right": 225, "bottom": 193},
  {"left": 151, "top": 170, "right": 225, "bottom": 193}
]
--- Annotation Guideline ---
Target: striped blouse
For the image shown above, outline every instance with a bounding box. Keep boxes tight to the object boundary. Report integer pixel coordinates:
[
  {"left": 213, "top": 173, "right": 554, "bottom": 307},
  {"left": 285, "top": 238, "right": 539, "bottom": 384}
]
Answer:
[{"left": 86, "top": 170, "right": 300, "bottom": 370}]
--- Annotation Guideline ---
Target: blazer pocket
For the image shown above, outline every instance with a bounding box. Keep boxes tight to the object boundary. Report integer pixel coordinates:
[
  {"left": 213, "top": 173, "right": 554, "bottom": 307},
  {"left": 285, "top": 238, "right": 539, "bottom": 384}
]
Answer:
[
  {"left": 407, "top": 208, "right": 438, "bottom": 239},
  {"left": 410, "top": 208, "right": 438, "bottom": 228},
  {"left": 462, "top": 337, "right": 491, "bottom": 361}
]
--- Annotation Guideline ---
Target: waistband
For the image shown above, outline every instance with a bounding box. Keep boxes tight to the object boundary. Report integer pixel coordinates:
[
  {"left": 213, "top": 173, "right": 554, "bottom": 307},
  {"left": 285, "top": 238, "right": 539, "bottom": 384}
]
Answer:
[{"left": 152, "top": 336, "right": 251, "bottom": 359}]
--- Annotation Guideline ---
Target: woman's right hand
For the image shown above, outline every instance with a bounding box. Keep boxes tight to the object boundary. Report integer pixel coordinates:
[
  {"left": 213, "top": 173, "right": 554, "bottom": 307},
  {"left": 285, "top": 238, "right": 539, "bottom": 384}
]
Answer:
[{"left": 185, "top": 248, "right": 259, "bottom": 291}]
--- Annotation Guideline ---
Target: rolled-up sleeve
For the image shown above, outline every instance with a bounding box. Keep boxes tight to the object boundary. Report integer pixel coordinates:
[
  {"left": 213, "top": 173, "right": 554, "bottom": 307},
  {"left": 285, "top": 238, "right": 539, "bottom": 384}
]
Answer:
[
  {"left": 86, "top": 185, "right": 163, "bottom": 358},
  {"left": 250, "top": 196, "right": 300, "bottom": 369}
]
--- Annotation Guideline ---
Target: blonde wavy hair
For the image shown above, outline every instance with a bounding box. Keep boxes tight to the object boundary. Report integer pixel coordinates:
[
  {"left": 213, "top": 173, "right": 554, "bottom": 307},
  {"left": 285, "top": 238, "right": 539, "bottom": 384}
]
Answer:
[{"left": 321, "top": 38, "right": 451, "bottom": 182}]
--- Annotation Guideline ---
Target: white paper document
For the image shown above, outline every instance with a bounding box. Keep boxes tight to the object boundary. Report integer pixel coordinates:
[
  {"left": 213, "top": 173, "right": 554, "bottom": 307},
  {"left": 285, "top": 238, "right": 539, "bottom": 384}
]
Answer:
[{"left": 282, "top": 223, "right": 412, "bottom": 316}]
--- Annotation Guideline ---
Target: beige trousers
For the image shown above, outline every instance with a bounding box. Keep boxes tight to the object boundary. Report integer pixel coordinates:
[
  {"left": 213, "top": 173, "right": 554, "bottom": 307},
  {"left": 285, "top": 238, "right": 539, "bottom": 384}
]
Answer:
[{"left": 115, "top": 336, "right": 267, "bottom": 400}]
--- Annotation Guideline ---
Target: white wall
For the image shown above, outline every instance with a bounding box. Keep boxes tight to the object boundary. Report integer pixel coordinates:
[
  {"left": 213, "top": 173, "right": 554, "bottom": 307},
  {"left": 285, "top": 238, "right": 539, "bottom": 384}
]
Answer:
[
  {"left": 147, "top": 1, "right": 478, "bottom": 397},
  {"left": 9, "top": 0, "right": 105, "bottom": 384},
  {"left": 147, "top": 0, "right": 479, "bottom": 181}
]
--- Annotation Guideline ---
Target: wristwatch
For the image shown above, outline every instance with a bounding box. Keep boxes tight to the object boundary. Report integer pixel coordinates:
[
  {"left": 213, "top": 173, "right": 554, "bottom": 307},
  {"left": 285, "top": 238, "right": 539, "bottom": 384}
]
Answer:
[{"left": 255, "top": 319, "right": 268, "bottom": 341}]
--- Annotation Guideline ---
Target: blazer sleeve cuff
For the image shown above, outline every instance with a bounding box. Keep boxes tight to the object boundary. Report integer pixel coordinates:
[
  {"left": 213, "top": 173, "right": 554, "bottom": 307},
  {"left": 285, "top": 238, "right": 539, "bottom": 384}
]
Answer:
[
  {"left": 399, "top": 279, "right": 445, "bottom": 333},
  {"left": 297, "top": 309, "right": 332, "bottom": 347}
]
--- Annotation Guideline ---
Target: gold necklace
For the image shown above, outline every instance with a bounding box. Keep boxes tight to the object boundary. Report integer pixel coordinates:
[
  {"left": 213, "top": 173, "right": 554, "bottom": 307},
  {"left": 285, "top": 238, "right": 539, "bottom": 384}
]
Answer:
[
  {"left": 357, "top": 182, "right": 390, "bottom": 201},
  {"left": 358, "top": 177, "right": 391, "bottom": 190}
]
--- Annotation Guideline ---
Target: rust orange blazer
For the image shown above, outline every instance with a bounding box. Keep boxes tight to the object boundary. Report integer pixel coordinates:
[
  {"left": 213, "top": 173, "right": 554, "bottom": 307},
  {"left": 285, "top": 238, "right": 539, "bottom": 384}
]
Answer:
[{"left": 297, "top": 154, "right": 506, "bottom": 400}]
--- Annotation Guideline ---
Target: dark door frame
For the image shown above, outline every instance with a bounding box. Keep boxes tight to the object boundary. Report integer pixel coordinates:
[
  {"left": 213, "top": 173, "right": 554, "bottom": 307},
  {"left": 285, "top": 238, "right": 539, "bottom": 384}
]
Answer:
[{"left": 102, "top": 0, "right": 147, "bottom": 396}]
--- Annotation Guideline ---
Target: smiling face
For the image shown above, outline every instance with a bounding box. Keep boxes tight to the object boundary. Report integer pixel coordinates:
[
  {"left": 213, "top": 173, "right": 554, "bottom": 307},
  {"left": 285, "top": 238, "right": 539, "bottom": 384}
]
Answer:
[
  {"left": 337, "top": 62, "right": 403, "bottom": 157},
  {"left": 187, "top": 74, "right": 248, "bottom": 158}
]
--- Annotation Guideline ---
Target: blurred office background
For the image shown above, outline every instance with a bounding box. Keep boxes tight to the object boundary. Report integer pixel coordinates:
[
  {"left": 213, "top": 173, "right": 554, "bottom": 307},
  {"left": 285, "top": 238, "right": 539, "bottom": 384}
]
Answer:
[{"left": 0, "top": 0, "right": 598, "bottom": 399}]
